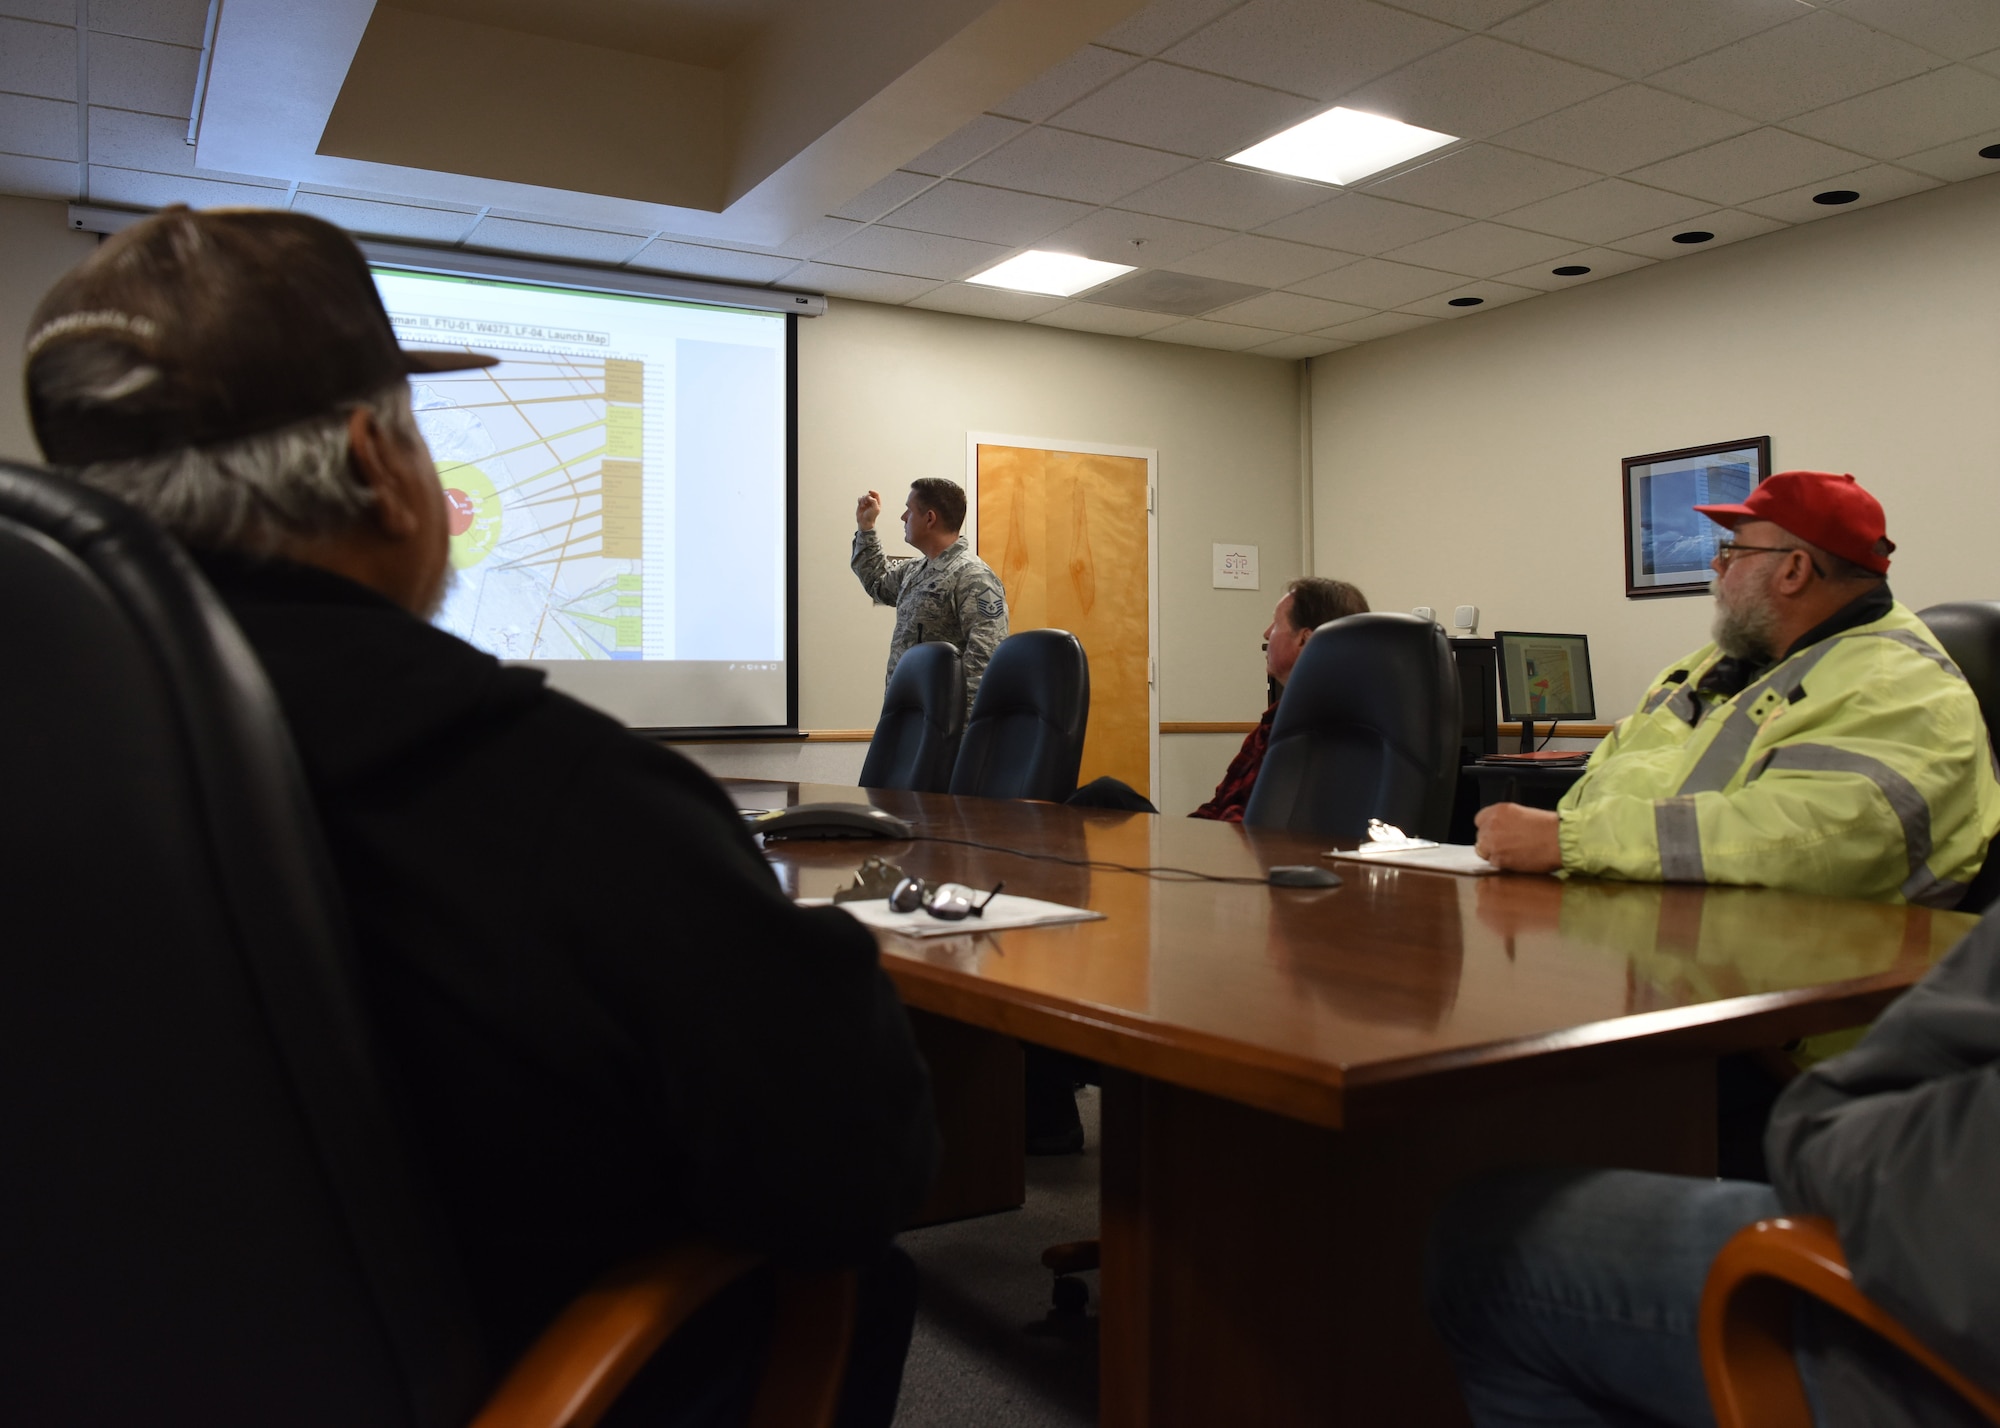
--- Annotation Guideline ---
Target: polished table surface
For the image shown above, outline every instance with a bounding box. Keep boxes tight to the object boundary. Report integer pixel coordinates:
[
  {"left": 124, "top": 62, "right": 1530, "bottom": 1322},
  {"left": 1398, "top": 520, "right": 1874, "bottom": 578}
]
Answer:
[
  {"left": 731, "top": 780, "right": 1973, "bottom": 1425},
  {"left": 737, "top": 780, "right": 1969, "bottom": 1127}
]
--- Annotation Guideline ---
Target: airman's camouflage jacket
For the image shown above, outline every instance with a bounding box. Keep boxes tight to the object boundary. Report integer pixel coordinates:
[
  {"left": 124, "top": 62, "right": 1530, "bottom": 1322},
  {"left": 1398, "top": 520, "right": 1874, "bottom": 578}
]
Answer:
[{"left": 851, "top": 530, "right": 1009, "bottom": 715}]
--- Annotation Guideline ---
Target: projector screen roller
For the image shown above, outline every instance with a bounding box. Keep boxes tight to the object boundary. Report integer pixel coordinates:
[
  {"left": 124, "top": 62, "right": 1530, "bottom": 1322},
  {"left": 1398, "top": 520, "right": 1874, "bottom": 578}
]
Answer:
[{"left": 371, "top": 263, "right": 794, "bottom": 732}]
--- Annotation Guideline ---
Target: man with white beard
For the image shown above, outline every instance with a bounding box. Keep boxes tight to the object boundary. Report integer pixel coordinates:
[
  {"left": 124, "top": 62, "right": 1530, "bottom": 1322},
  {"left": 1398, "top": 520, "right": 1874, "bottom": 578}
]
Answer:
[{"left": 1474, "top": 470, "right": 1999, "bottom": 909}]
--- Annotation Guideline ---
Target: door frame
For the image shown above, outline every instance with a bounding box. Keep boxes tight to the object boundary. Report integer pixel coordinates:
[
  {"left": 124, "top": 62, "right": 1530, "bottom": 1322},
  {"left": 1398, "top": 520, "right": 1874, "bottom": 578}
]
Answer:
[{"left": 964, "top": 432, "right": 1160, "bottom": 802}]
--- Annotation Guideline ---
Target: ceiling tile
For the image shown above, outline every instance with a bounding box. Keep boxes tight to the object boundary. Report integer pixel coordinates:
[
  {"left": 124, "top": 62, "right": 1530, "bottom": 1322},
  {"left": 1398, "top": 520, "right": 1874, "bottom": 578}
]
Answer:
[
  {"left": 1047, "top": 61, "right": 1320, "bottom": 159},
  {"left": 732, "top": 215, "right": 864, "bottom": 262},
  {"left": 1168, "top": 232, "right": 1353, "bottom": 286},
  {"left": 1487, "top": 245, "right": 1657, "bottom": 291},
  {"left": 1248, "top": 333, "right": 1356, "bottom": 358},
  {"left": 991, "top": 45, "right": 1141, "bottom": 123},
  {"left": 1204, "top": 289, "right": 1373, "bottom": 330},
  {"left": 85, "top": 106, "right": 239, "bottom": 179},
  {"left": 903, "top": 116, "right": 1029, "bottom": 178},
  {"left": 0, "top": 151, "right": 76, "bottom": 199},
  {"left": 1161, "top": 0, "right": 1463, "bottom": 102},
  {"left": 1493, "top": 85, "right": 1757, "bottom": 174},
  {"left": 625, "top": 239, "right": 803, "bottom": 284},
  {"left": 0, "top": 0, "right": 73, "bottom": 22},
  {"left": 956, "top": 126, "right": 1191, "bottom": 204},
  {"left": 1495, "top": 177, "right": 1712, "bottom": 244},
  {"left": 1972, "top": 47, "right": 2000, "bottom": 78},
  {"left": 465, "top": 216, "right": 651, "bottom": 264},
  {"left": 1115, "top": 161, "right": 1329, "bottom": 228},
  {"left": 1784, "top": 65, "right": 2000, "bottom": 160},
  {"left": 1091, "top": 267, "right": 1269, "bottom": 314},
  {"left": 1, "top": 17, "right": 76, "bottom": 100},
  {"left": 92, "top": 0, "right": 208, "bottom": 46},
  {"left": 1097, "top": 0, "right": 1248, "bottom": 57},
  {"left": 1896, "top": 125, "right": 2000, "bottom": 180},
  {"left": 0, "top": 92, "right": 75, "bottom": 161},
  {"left": 1378, "top": 220, "right": 1575, "bottom": 276},
  {"left": 1608, "top": 207, "right": 1788, "bottom": 260},
  {"left": 290, "top": 191, "right": 480, "bottom": 244},
  {"left": 1363, "top": 144, "right": 1596, "bottom": 219},
  {"left": 87, "top": 165, "right": 284, "bottom": 209},
  {"left": 1831, "top": 0, "right": 2000, "bottom": 62},
  {"left": 831, "top": 171, "right": 936, "bottom": 223},
  {"left": 89, "top": 33, "right": 201, "bottom": 119},
  {"left": 1038, "top": 206, "right": 1235, "bottom": 266},
  {"left": 1257, "top": 191, "right": 1465, "bottom": 253},
  {"left": 877, "top": 181, "right": 1092, "bottom": 245},
  {"left": 908, "top": 284, "right": 1068, "bottom": 321},
  {"left": 1315, "top": 310, "right": 1439, "bottom": 341},
  {"left": 1145, "top": 317, "right": 1285, "bottom": 350},
  {"left": 1737, "top": 163, "right": 1942, "bottom": 223},
  {"left": 1628, "top": 127, "right": 1869, "bottom": 206},
  {"left": 1398, "top": 277, "right": 1541, "bottom": 316},
  {"left": 819, "top": 224, "right": 1014, "bottom": 281},
  {"left": 1383, "top": 0, "right": 1541, "bottom": 29},
  {"left": 1491, "top": 0, "right": 1806, "bottom": 80},
  {"left": 1029, "top": 302, "right": 1184, "bottom": 336},
  {"left": 1337, "top": 36, "right": 1623, "bottom": 139},
  {"left": 783, "top": 264, "right": 938, "bottom": 305},
  {"left": 1290, "top": 255, "right": 1463, "bottom": 305},
  {"left": 1649, "top": 10, "right": 1941, "bottom": 124}
]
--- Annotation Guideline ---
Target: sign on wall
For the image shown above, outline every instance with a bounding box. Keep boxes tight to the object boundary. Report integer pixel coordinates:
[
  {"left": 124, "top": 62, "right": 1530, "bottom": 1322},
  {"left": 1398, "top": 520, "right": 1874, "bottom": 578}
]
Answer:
[{"left": 1212, "top": 542, "right": 1260, "bottom": 590}]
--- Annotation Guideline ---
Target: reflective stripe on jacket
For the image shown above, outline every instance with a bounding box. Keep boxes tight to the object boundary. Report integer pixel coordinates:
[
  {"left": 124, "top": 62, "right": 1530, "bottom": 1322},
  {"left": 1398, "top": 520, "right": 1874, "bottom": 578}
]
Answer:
[{"left": 1557, "top": 601, "right": 2000, "bottom": 906}]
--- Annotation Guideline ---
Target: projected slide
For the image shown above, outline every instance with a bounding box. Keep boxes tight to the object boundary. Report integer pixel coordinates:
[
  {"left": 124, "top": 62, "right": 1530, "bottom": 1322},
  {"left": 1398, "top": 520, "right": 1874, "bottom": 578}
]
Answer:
[{"left": 371, "top": 267, "right": 789, "bottom": 729}]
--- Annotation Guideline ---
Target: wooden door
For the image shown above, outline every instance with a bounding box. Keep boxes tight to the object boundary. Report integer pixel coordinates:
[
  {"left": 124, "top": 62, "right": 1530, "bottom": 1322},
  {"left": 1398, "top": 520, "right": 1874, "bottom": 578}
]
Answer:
[{"left": 977, "top": 444, "right": 1152, "bottom": 797}]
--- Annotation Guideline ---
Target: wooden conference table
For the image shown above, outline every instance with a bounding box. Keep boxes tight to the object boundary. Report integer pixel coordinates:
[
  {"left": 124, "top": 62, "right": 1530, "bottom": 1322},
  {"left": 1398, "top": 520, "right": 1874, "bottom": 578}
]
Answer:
[{"left": 730, "top": 779, "right": 1971, "bottom": 1427}]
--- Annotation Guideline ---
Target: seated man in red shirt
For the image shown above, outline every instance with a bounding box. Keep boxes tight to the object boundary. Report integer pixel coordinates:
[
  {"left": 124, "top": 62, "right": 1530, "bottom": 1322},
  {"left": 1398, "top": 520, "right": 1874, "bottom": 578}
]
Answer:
[{"left": 1191, "top": 576, "right": 1368, "bottom": 821}]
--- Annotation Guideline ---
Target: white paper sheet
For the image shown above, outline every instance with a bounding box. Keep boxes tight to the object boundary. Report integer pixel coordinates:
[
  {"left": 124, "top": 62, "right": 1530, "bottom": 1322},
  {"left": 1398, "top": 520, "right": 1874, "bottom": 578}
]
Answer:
[
  {"left": 800, "top": 893, "right": 1105, "bottom": 939},
  {"left": 1324, "top": 844, "right": 1499, "bottom": 876}
]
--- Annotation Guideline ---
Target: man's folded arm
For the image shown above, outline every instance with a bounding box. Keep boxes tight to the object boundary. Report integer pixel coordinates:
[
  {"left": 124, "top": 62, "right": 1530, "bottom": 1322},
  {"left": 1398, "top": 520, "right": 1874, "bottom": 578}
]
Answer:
[
  {"left": 552, "top": 743, "right": 938, "bottom": 1261},
  {"left": 1766, "top": 921, "right": 2000, "bottom": 1394}
]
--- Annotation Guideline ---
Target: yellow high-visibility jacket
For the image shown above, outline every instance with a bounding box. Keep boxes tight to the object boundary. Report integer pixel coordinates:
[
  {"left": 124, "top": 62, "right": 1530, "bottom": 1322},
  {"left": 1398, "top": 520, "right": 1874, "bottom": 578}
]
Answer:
[{"left": 1558, "top": 600, "right": 2000, "bottom": 906}]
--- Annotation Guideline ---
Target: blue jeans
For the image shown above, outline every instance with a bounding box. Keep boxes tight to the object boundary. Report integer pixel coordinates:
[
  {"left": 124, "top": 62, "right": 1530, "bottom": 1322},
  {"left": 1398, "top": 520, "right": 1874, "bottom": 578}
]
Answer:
[{"left": 1424, "top": 1167, "right": 1781, "bottom": 1428}]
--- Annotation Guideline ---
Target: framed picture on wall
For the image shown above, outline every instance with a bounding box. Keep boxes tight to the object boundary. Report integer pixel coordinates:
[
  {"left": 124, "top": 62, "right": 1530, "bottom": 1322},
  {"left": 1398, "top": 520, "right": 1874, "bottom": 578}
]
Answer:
[{"left": 1623, "top": 436, "right": 1771, "bottom": 598}]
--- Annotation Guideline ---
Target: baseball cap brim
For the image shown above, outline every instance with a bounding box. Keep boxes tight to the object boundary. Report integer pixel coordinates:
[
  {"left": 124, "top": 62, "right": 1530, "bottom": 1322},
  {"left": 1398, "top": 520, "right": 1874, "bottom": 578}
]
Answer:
[
  {"left": 1691, "top": 501, "right": 1754, "bottom": 527},
  {"left": 403, "top": 348, "right": 500, "bottom": 373}
]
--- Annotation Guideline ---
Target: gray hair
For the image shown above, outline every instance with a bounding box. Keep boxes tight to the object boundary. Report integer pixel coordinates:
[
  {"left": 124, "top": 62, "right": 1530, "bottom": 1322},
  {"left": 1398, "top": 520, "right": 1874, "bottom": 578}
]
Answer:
[{"left": 60, "top": 382, "right": 418, "bottom": 554}]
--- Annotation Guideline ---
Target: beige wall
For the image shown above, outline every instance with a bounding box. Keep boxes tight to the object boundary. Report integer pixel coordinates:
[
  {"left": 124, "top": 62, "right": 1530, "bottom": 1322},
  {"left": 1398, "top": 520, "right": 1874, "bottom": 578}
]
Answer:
[
  {"left": 0, "top": 197, "right": 97, "bottom": 462},
  {"left": 1310, "top": 172, "right": 2000, "bottom": 722},
  {"left": 796, "top": 299, "right": 1304, "bottom": 814}
]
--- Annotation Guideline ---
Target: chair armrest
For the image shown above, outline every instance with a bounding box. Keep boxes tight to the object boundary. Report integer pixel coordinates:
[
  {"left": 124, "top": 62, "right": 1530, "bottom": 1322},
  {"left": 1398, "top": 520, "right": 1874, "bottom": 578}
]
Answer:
[
  {"left": 470, "top": 1243, "right": 760, "bottom": 1428},
  {"left": 1700, "top": 1216, "right": 2000, "bottom": 1428}
]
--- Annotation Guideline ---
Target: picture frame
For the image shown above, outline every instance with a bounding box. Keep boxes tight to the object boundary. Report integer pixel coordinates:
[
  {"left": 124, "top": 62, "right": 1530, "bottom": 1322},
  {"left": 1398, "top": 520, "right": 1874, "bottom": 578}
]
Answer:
[{"left": 1623, "top": 436, "right": 1771, "bottom": 598}]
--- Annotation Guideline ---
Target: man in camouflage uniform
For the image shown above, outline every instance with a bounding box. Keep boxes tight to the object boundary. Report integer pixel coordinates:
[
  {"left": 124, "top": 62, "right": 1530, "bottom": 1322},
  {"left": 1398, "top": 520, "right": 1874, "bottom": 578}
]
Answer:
[{"left": 852, "top": 477, "right": 1009, "bottom": 716}]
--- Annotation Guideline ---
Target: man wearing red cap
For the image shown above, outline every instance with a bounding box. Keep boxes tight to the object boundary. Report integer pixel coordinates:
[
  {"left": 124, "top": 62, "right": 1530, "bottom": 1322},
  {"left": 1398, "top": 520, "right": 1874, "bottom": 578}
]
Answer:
[{"left": 1475, "top": 469, "right": 2000, "bottom": 914}]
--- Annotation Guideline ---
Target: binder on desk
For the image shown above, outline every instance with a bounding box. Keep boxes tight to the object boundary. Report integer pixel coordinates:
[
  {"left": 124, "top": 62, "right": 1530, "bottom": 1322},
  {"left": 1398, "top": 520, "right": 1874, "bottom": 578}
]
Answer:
[{"left": 1475, "top": 751, "right": 1589, "bottom": 766}]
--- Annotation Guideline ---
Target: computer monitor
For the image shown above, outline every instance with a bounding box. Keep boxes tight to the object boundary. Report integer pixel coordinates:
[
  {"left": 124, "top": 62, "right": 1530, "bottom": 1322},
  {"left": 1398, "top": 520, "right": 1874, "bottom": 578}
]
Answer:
[{"left": 1494, "top": 631, "right": 1596, "bottom": 751}]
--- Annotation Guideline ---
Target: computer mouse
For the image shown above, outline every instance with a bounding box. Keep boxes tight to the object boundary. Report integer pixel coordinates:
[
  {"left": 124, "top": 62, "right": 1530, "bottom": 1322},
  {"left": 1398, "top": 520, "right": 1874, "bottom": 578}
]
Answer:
[
  {"left": 1267, "top": 864, "right": 1342, "bottom": 888},
  {"left": 751, "top": 802, "right": 914, "bottom": 841}
]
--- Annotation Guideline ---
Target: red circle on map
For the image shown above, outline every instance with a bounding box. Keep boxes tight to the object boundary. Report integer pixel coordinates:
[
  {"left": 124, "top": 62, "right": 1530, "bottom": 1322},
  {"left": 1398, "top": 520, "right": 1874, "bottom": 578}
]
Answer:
[{"left": 444, "top": 488, "right": 476, "bottom": 536}]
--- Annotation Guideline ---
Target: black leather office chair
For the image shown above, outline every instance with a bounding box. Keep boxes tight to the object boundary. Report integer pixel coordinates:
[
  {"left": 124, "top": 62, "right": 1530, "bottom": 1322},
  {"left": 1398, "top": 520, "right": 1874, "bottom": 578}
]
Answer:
[
  {"left": 1917, "top": 601, "right": 2000, "bottom": 914},
  {"left": 949, "top": 629, "right": 1090, "bottom": 802},
  {"left": 0, "top": 462, "right": 851, "bottom": 1428},
  {"left": 1243, "top": 611, "right": 1460, "bottom": 841},
  {"left": 859, "top": 641, "right": 964, "bottom": 793}
]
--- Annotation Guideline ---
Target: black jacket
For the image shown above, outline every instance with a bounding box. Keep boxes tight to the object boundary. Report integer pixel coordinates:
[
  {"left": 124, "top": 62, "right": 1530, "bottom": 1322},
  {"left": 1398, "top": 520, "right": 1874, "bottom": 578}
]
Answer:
[
  {"left": 1769, "top": 905, "right": 2000, "bottom": 1424},
  {"left": 199, "top": 553, "right": 938, "bottom": 1359}
]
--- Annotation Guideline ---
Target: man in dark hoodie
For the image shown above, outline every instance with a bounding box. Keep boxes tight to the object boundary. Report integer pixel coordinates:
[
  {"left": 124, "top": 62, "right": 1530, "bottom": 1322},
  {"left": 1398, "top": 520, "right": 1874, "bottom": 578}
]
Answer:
[{"left": 22, "top": 206, "right": 937, "bottom": 1426}]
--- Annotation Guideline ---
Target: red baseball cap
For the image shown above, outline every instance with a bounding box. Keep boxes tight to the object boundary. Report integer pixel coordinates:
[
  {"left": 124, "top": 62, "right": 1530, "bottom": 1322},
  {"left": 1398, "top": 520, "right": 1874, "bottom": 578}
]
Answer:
[{"left": 1694, "top": 470, "right": 1894, "bottom": 575}]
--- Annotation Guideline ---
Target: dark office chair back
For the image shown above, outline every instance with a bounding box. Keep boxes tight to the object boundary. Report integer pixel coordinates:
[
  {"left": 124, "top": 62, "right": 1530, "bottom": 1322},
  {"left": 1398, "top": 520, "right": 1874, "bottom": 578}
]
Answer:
[
  {"left": 1917, "top": 601, "right": 2000, "bottom": 914},
  {"left": 859, "top": 641, "right": 964, "bottom": 793},
  {"left": 0, "top": 463, "right": 486, "bottom": 1427},
  {"left": 1244, "top": 612, "right": 1461, "bottom": 841},
  {"left": 949, "top": 629, "right": 1090, "bottom": 802}
]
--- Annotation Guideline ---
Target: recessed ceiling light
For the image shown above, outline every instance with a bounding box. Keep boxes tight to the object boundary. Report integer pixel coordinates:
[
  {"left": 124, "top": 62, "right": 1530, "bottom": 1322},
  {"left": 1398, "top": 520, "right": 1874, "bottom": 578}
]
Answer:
[
  {"left": 1447, "top": 296, "right": 1484, "bottom": 307},
  {"left": 1551, "top": 265, "right": 1591, "bottom": 276},
  {"left": 1672, "top": 230, "right": 1715, "bottom": 245},
  {"left": 1812, "top": 189, "right": 1860, "bottom": 205},
  {"left": 1226, "top": 107, "right": 1457, "bottom": 187},
  {"left": 967, "top": 250, "right": 1136, "bottom": 297}
]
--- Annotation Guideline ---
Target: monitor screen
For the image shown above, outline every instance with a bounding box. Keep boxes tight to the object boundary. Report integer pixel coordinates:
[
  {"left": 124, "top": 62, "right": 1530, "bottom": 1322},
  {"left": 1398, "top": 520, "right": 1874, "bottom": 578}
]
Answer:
[
  {"left": 370, "top": 263, "right": 794, "bottom": 734},
  {"left": 1494, "top": 631, "right": 1596, "bottom": 723}
]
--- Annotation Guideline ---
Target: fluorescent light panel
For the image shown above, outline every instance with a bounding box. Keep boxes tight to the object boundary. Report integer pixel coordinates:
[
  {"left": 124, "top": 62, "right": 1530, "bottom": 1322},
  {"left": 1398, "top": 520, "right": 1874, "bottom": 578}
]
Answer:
[
  {"left": 1228, "top": 107, "right": 1457, "bottom": 187},
  {"left": 967, "top": 250, "right": 1135, "bottom": 297}
]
